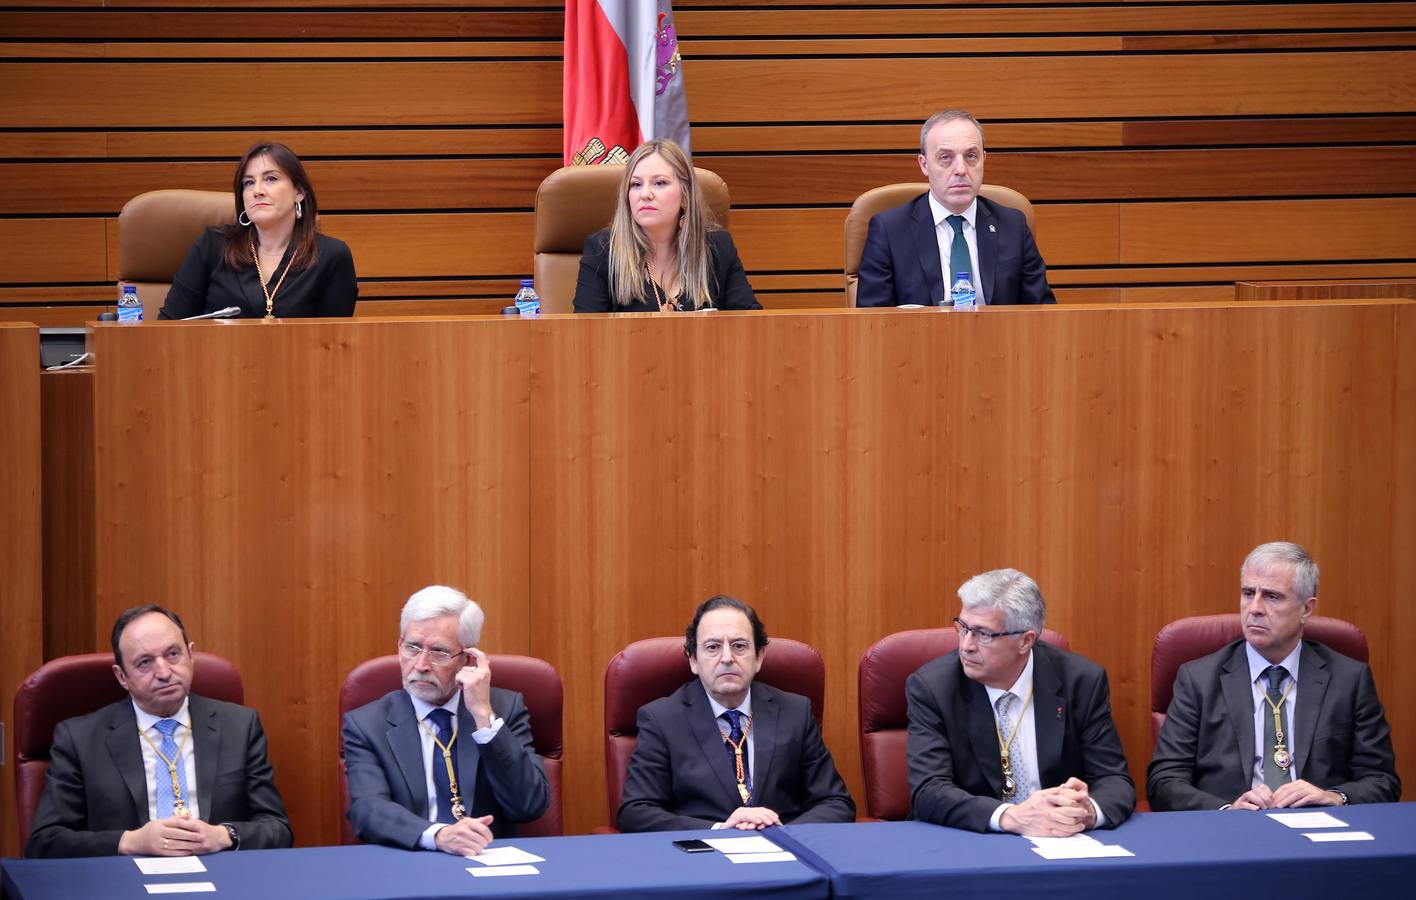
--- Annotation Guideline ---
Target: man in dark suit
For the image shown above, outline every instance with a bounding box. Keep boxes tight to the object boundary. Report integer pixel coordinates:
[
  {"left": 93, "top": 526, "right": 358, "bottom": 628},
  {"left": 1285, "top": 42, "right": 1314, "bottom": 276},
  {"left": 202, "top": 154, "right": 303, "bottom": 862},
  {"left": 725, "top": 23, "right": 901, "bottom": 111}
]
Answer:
[
  {"left": 618, "top": 595, "right": 855, "bottom": 832},
  {"left": 857, "top": 109, "right": 1055, "bottom": 308},
  {"left": 342, "top": 585, "right": 548, "bottom": 855},
  {"left": 1148, "top": 542, "right": 1400, "bottom": 811},
  {"left": 907, "top": 569, "right": 1134, "bottom": 834},
  {"left": 26, "top": 605, "right": 291, "bottom": 858}
]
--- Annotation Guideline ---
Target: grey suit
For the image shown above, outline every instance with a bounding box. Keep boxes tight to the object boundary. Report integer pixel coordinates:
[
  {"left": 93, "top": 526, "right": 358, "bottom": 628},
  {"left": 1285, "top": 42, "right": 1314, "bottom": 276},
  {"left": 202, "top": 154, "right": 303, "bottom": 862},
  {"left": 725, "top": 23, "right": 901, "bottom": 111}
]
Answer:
[
  {"left": 1147, "top": 639, "right": 1400, "bottom": 811},
  {"left": 26, "top": 694, "right": 292, "bottom": 858},
  {"left": 342, "top": 688, "right": 548, "bottom": 849},
  {"left": 617, "top": 681, "right": 855, "bottom": 832}
]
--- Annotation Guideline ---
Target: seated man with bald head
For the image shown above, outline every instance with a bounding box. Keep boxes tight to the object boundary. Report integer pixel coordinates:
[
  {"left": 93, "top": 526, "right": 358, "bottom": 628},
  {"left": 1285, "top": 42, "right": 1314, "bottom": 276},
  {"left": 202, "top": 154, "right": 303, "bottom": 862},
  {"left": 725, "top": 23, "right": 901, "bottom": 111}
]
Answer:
[
  {"left": 1148, "top": 541, "right": 1400, "bottom": 811},
  {"left": 342, "top": 585, "right": 549, "bottom": 856}
]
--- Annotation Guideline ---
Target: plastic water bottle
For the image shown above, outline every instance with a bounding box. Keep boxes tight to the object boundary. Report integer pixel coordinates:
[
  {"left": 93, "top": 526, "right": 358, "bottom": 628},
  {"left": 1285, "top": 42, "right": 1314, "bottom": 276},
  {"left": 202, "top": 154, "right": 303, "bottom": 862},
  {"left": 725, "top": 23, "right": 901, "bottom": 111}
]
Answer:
[
  {"left": 950, "top": 273, "right": 977, "bottom": 311},
  {"left": 513, "top": 279, "right": 541, "bottom": 317},
  {"left": 117, "top": 283, "right": 144, "bottom": 323}
]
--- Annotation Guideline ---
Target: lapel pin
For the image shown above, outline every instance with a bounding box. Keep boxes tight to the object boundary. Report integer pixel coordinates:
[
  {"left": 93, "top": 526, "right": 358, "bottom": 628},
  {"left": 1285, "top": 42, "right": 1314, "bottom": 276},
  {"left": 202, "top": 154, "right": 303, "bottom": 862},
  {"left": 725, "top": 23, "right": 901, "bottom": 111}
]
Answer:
[
  {"left": 989, "top": 224, "right": 996, "bottom": 233},
  {"left": 1056, "top": 706, "right": 1063, "bottom": 720}
]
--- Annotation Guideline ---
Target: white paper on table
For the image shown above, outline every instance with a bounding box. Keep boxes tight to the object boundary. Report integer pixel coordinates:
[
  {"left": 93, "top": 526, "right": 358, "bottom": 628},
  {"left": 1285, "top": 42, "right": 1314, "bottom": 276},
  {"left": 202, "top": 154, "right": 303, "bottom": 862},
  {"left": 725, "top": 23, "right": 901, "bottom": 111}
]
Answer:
[
  {"left": 704, "top": 836, "right": 781, "bottom": 854},
  {"left": 466, "top": 845, "right": 547, "bottom": 866},
  {"left": 1028, "top": 835, "right": 1101, "bottom": 848},
  {"left": 1304, "top": 831, "right": 1374, "bottom": 843},
  {"left": 134, "top": 858, "right": 208, "bottom": 875},
  {"left": 726, "top": 851, "right": 797, "bottom": 864},
  {"left": 144, "top": 883, "right": 216, "bottom": 894},
  {"left": 1267, "top": 811, "right": 1348, "bottom": 829},
  {"left": 466, "top": 864, "right": 540, "bottom": 877},
  {"left": 1030, "top": 840, "right": 1134, "bottom": 860}
]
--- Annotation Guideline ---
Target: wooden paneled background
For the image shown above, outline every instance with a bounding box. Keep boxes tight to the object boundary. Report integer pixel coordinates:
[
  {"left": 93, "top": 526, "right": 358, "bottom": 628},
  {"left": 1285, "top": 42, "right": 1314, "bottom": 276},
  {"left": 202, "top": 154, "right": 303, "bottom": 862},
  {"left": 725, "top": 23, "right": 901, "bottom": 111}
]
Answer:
[{"left": 2, "top": 1, "right": 1415, "bottom": 325}]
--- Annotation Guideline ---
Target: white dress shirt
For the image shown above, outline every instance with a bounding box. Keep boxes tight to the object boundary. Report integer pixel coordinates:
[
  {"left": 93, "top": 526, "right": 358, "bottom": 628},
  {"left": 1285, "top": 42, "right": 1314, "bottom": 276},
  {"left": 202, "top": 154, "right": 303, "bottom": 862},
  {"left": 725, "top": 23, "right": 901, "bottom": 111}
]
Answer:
[
  {"left": 134, "top": 697, "right": 200, "bottom": 823},
  {"left": 705, "top": 689, "right": 755, "bottom": 828},
  {"left": 408, "top": 691, "right": 504, "bottom": 850},
  {"left": 1246, "top": 641, "right": 1303, "bottom": 788},
  {"left": 928, "top": 192, "right": 985, "bottom": 304}
]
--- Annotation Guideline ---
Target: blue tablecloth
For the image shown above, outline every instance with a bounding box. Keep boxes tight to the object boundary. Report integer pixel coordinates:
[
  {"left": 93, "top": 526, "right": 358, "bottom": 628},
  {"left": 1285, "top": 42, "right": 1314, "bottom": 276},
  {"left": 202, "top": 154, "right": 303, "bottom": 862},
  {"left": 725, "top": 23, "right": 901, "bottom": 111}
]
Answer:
[
  {"left": 773, "top": 803, "right": 1416, "bottom": 899},
  {"left": 1, "top": 829, "right": 828, "bottom": 900}
]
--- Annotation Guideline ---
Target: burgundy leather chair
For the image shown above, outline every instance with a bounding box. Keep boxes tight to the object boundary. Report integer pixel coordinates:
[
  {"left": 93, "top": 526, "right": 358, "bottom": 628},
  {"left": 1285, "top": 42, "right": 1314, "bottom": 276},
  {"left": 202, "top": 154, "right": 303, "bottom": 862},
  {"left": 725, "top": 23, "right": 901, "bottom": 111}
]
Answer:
[
  {"left": 857, "top": 626, "right": 1071, "bottom": 821},
  {"left": 602, "top": 636, "right": 825, "bottom": 830},
  {"left": 337, "top": 654, "right": 564, "bottom": 842},
  {"left": 1150, "top": 614, "right": 1367, "bottom": 744},
  {"left": 13, "top": 651, "right": 243, "bottom": 853}
]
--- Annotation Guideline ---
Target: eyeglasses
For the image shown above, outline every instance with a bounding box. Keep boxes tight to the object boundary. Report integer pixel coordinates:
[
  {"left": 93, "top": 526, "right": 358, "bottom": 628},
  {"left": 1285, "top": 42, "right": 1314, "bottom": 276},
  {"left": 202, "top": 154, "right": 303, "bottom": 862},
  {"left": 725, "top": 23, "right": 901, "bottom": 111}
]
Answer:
[
  {"left": 953, "top": 617, "right": 1028, "bottom": 646},
  {"left": 398, "top": 640, "right": 465, "bottom": 668}
]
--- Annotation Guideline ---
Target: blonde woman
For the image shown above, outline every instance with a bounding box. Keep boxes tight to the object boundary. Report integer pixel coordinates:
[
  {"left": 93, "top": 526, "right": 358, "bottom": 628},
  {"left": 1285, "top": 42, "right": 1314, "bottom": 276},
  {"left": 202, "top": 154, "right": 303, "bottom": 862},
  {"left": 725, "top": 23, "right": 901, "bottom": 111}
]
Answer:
[{"left": 573, "top": 140, "right": 759, "bottom": 313}]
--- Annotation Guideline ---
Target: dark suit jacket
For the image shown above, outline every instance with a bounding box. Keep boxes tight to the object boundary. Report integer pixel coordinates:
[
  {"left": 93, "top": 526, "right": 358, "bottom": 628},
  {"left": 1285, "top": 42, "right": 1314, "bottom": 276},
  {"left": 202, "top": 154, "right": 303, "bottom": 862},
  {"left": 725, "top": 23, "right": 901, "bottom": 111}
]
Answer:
[
  {"left": 573, "top": 228, "right": 761, "bottom": 313},
  {"left": 158, "top": 229, "right": 358, "bottom": 319},
  {"left": 906, "top": 642, "right": 1135, "bottom": 832},
  {"left": 617, "top": 680, "right": 855, "bottom": 832},
  {"left": 857, "top": 193, "right": 1055, "bottom": 307},
  {"left": 1147, "top": 639, "right": 1400, "bottom": 811},
  {"left": 26, "top": 694, "right": 292, "bottom": 858},
  {"left": 342, "top": 688, "right": 549, "bottom": 849}
]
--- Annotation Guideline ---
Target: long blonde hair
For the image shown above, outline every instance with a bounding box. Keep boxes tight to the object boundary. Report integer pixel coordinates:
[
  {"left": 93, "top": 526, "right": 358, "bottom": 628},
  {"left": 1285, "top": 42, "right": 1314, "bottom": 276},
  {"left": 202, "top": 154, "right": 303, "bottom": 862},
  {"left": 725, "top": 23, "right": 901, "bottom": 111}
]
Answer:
[{"left": 607, "top": 140, "right": 716, "bottom": 309}]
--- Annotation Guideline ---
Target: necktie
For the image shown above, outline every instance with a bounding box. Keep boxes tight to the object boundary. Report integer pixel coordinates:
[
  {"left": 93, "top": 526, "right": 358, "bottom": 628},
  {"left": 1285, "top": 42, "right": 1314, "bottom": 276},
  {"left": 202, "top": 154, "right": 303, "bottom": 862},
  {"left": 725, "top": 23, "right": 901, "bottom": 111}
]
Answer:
[
  {"left": 427, "top": 708, "right": 458, "bottom": 824},
  {"left": 152, "top": 718, "right": 188, "bottom": 819},
  {"left": 722, "top": 709, "right": 751, "bottom": 798},
  {"left": 995, "top": 692, "right": 1031, "bottom": 802},
  {"left": 945, "top": 215, "right": 971, "bottom": 288},
  {"left": 1261, "top": 666, "right": 1292, "bottom": 791}
]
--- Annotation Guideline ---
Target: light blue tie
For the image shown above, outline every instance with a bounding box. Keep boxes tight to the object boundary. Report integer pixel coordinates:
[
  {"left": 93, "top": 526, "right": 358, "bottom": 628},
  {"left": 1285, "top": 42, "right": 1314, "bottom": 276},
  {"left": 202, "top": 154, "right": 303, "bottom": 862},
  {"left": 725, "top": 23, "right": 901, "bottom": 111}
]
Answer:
[{"left": 152, "top": 718, "right": 189, "bottom": 818}]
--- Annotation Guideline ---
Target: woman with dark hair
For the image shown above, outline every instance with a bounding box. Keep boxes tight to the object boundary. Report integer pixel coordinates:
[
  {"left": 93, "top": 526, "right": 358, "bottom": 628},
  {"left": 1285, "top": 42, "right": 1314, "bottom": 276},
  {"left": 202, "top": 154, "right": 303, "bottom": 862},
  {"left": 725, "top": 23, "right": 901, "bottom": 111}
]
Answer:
[
  {"left": 573, "top": 139, "right": 758, "bottom": 313},
  {"left": 159, "top": 143, "right": 358, "bottom": 319}
]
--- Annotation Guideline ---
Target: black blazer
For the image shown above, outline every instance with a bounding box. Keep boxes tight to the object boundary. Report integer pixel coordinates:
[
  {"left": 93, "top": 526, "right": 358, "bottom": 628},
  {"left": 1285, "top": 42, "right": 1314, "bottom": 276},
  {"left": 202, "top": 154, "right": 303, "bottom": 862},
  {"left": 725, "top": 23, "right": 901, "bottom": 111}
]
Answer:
[
  {"left": 857, "top": 193, "right": 1055, "bottom": 307},
  {"left": 906, "top": 642, "right": 1135, "bottom": 832},
  {"left": 1147, "top": 639, "right": 1400, "bottom": 811},
  {"left": 26, "top": 694, "right": 292, "bottom": 858},
  {"left": 341, "top": 688, "right": 549, "bottom": 850},
  {"left": 617, "top": 680, "right": 855, "bottom": 832},
  {"left": 158, "top": 229, "right": 358, "bottom": 319},
  {"left": 573, "top": 228, "right": 761, "bottom": 313}
]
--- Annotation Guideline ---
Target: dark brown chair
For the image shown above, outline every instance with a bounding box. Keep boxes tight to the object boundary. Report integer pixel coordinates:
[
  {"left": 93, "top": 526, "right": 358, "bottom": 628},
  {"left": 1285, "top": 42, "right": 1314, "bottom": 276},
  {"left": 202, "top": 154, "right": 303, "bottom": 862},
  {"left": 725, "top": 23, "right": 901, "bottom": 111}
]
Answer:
[
  {"left": 601, "top": 635, "right": 825, "bottom": 830},
  {"left": 532, "top": 165, "right": 731, "bottom": 313},
  {"left": 1150, "top": 614, "right": 1368, "bottom": 744},
  {"left": 116, "top": 190, "right": 236, "bottom": 309},
  {"left": 13, "top": 651, "right": 243, "bottom": 853},
  {"left": 842, "top": 183, "right": 1037, "bottom": 306},
  {"left": 857, "top": 626, "right": 1071, "bottom": 821},
  {"left": 337, "top": 654, "right": 564, "bottom": 842}
]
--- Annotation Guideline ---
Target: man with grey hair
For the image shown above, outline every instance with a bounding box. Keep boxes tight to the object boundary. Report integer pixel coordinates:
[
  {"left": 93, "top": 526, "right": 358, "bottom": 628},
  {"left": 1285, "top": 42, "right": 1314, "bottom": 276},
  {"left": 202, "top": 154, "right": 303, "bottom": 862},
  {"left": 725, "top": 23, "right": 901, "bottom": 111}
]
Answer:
[
  {"left": 857, "top": 109, "right": 1055, "bottom": 307},
  {"left": 342, "top": 585, "right": 548, "bottom": 855},
  {"left": 906, "top": 568, "right": 1134, "bottom": 834},
  {"left": 1148, "top": 542, "right": 1399, "bottom": 811}
]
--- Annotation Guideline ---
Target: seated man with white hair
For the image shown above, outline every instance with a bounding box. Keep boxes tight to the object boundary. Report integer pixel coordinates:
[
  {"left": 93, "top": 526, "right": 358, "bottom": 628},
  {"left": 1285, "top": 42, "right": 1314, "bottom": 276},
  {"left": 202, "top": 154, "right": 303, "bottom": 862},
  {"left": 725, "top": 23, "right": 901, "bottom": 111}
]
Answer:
[{"left": 342, "top": 586, "right": 549, "bottom": 855}]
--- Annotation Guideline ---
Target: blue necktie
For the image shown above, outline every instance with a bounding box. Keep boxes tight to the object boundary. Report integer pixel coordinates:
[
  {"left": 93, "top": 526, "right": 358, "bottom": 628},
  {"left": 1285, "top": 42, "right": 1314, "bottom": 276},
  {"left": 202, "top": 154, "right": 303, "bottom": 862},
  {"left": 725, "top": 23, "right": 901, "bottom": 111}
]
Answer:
[
  {"left": 427, "top": 708, "right": 458, "bottom": 823},
  {"left": 946, "top": 214, "right": 971, "bottom": 287},
  {"left": 722, "top": 709, "right": 751, "bottom": 798},
  {"left": 152, "top": 718, "right": 189, "bottom": 819}
]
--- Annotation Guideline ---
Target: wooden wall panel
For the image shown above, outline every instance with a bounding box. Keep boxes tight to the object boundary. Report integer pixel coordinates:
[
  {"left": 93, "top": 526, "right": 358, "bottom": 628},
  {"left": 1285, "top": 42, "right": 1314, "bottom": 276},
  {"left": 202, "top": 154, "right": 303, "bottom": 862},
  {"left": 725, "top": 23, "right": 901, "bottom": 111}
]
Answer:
[
  {"left": 41, "top": 371, "right": 96, "bottom": 661},
  {"left": 0, "top": 323, "right": 44, "bottom": 858}
]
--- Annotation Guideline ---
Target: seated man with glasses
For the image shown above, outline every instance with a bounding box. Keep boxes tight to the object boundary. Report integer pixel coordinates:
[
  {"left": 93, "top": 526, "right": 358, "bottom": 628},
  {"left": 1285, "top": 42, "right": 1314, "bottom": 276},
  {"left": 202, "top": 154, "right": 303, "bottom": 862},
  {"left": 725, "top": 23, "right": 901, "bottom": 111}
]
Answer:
[
  {"left": 341, "top": 586, "right": 548, "bottom": 855},
  {"left": 906, "top": 569, "right": 1135, "bottom": 835}
]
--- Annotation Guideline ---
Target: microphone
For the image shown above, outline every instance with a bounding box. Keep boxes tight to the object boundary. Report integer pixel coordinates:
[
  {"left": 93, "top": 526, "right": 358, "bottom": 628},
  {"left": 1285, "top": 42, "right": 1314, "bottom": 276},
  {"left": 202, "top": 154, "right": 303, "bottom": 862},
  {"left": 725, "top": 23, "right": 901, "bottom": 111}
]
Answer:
[{"left": 183, "top": 306, "right": 241, "bottom": 321}]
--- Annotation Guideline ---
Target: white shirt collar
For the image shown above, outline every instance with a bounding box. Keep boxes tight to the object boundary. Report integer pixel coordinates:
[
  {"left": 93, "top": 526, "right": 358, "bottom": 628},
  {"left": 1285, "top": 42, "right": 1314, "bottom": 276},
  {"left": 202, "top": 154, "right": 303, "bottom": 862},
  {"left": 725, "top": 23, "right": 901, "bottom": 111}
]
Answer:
[
  {"left": 133, "top": 696, "right": 191, "bottom": 732},
  {"left": 1245, "top": 639, "right": 1303, "bottom": 686},
  {"left": 408, "top": 690, "right": 460, "bottom": 723},
  {"left": 705, "top": 684, "right": 754, "bottom": 721},
  {"left": 928, "top": 191, "right": 978, "bottom": 231},
  {"left": 983, "top": 649, "right": 1035, "bottom": 707}
]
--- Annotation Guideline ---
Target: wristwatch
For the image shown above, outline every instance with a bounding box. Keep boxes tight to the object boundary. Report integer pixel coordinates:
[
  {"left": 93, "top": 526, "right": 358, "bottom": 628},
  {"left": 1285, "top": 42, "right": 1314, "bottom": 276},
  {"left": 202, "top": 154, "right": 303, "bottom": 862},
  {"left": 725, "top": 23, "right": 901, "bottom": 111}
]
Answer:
[
  {"left": 1329, "top": 790, "right": 1349, "bottom": 806},
  {"left": 222, "top": 823, "right": 241, "bottom": 850}
]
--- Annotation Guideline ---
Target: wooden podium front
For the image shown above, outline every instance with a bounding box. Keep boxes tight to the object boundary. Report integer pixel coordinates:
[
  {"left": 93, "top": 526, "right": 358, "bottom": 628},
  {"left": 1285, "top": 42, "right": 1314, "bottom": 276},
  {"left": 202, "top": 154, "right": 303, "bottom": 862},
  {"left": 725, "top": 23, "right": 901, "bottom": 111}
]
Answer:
[{"left": 76, "top": 302, "right": 1414, "bottom": 843}]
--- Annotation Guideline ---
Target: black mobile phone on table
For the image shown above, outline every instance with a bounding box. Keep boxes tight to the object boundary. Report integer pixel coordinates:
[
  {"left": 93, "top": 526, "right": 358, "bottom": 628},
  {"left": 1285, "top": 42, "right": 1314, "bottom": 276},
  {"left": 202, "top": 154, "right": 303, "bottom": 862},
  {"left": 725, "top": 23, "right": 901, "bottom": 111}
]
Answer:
[{"left": 673, "top": 839, "right": 715, "bottom": 853}]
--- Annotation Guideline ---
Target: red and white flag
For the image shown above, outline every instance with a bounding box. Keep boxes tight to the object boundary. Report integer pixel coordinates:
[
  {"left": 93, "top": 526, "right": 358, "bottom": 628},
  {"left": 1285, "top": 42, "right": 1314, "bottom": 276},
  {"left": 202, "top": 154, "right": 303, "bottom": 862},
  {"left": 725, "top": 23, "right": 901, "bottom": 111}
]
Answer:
[{"left": 563, "top": 1, "right": 691, "bottom": 165}]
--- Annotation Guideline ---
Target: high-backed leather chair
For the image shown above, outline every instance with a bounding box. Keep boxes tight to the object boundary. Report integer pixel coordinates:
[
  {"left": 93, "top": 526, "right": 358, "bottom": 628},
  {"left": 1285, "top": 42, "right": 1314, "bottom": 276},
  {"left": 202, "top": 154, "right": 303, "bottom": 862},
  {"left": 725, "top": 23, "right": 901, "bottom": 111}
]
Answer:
[
  {"left": 1150, "top": 614, "right": 1368, "bottom": 744},
  {"left": 13, "top": 651, "right": 243, "bottom": 852},
  {"left": 842, "top": 183, "right": 1037, "bottom": 306},
  {"left": 532, "top": 165, "right": 731, "bottom": 313},
  {"left": 601, "top": 635, "right": 824, "bottom": 830},
  {"left": 116, "top": 189, "right": 236, "bottom": 309},
  {"left": 857, "top": 626, "right": 1071, "bottom": 821},
  {"left": 337, "top": 654, "right": 564, "bottom": 841}
]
